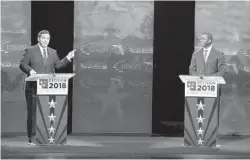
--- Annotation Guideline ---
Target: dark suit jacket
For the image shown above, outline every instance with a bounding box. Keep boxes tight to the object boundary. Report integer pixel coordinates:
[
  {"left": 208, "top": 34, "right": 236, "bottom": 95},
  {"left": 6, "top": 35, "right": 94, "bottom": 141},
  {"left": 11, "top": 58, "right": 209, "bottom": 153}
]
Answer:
[
  {"left": 19, "top": 44, "right": 70, "bottom": 89},
  {"left": 189, "top": 47, "right": 227, "bottom": 77}
]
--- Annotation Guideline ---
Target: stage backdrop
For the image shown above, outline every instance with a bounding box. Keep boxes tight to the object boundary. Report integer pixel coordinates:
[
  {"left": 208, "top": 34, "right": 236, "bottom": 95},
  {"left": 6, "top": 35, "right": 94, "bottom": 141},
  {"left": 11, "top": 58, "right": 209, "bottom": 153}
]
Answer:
[
  {"left": 72, "top": 1, "right": 154, "bottom": 134},
  {"left": 1, "top": 1, "right": 31, "bottom": 133},
  {"left": 195, "top": 1, "right": 250, "bottom": 135}
]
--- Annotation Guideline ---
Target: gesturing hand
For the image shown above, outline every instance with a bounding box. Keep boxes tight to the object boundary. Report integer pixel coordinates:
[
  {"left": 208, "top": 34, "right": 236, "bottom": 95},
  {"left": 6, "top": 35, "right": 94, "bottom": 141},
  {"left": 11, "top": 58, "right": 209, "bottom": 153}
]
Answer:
[
  {"left": 30, "top": 70, "right": 37, "bottom": 76},
  {"left": 68, "top": 49, "right": 76, "bottom": 59}
]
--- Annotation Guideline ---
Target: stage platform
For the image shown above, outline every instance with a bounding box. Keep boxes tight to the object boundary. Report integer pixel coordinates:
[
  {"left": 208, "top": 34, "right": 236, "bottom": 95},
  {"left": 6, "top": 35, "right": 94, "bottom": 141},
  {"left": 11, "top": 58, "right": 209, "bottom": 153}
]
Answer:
[{"left": 2, "top": 135, "right": 250, "bottom": 159}]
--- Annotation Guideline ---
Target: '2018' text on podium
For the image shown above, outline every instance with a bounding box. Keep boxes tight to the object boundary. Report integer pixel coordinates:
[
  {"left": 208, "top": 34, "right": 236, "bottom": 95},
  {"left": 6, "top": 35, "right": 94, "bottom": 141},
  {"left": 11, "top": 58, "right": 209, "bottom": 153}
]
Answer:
[{"left": 179, "top": 75, "right": 226, "bottom": 147}]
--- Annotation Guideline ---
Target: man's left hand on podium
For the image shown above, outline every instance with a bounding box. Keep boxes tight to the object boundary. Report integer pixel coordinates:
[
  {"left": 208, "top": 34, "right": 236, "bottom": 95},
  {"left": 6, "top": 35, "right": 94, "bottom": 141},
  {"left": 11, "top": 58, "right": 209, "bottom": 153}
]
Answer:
[{"left": 199, "top": 74, "right": 204, "bottom": 79}]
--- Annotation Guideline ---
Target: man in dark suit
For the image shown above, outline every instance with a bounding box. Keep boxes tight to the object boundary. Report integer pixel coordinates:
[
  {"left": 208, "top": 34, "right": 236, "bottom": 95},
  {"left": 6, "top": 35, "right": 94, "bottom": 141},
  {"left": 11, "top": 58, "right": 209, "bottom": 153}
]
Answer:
[
  {"left": 19, "top": 30, "right": 75, "bottom": 145},
  {"left": 189, "top": 32, "right": 227, "bottom": 148},
  {"left": 189, "top": 32, "right": 227, "bottom": 77}
]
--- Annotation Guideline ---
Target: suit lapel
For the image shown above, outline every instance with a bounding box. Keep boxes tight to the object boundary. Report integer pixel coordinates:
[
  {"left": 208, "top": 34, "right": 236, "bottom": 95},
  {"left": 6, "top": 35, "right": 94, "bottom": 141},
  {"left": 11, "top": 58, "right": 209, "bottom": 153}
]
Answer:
[
  {"left": 197, "top": 50, "right": 206, "bottom": 72},
  {"left": 36, "top": 44, "right": 51, "bottom": 66},
  {"left": 198, "top": 50, "right": 205, "bottom": 65},
  {"left": 205, "top": 47, "right": 215, "bottom": 67},
  {"left": 35, "top": 44, "right": 46, "bottom": 66},
  {"left": 46, "top": 48, "right": 52, "bottom": 66}
]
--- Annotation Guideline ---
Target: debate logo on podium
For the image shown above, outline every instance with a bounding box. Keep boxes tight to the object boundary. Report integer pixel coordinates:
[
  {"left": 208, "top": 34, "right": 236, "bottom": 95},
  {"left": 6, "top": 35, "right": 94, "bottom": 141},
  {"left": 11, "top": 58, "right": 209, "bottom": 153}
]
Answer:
[
  {"left": 187, "top": 81, "right": 197, "bottom": 91},
  {"left": 39, "top": 79, "right": 49, "bottom": 89},
  {"left": 185, "top": 80, "right": 217, "bottom": 97},
  {"left": 37, "top": 78, "right": 68, "bottom": 95}
]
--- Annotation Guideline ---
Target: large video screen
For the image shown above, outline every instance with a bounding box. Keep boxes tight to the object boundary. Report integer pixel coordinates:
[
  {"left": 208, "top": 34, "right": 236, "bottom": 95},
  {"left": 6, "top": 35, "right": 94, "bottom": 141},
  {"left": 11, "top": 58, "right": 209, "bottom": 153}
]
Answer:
[
  {"left": 195, "top": 1, "right": 250, "bottom": 135},
  {"left": 73, "top": 1, "right": 154, "bottom": 134},
  {"left": 1, "top": 1, "right": 31, "bottom": 133}
]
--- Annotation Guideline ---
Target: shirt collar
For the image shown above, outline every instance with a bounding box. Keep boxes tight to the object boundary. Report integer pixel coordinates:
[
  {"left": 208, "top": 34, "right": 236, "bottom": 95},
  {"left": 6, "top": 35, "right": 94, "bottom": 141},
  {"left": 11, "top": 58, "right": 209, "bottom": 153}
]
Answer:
[
  {"left": 38, "top": 43, "right": 47, "bottom": 51},
  {"left": 203, "top": 44, "right": 212, "bottom": 53}
]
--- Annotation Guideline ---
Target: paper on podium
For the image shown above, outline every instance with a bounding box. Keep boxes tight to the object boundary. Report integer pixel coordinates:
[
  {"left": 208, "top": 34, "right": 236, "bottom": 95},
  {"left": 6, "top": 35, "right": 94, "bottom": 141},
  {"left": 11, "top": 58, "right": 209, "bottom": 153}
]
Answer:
[
  {"left": 25, "top": 73, "right": 75, "bottom": 81},
  {"left": 179, "top": 75, "right": 226, "bottom": 84}
]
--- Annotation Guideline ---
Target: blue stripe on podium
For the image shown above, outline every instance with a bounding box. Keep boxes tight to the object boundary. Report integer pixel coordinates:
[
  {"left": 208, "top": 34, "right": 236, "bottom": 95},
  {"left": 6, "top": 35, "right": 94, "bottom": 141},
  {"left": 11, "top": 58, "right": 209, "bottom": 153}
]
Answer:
[
  {"left": 37, "top": 97, "right": 50, "bottom": 140},
  {"left": 57, "top": 124, "right": 67, "bottom": 144},
  {"left": 203, "top": 98, "right": 217, "bottom": 140},
  {"left": 54, "top": 96, "right": 67, "bottom": 142},
  {"left": 206, "top": 126, "right": 218, "bottom": 146},
  {"left": 185, "top": 98, "right": 198, "bottom": 140},
  {"left": 184, "top": 126, "right": 195, "bottom": 146},
  {"left": 36, "top": 125, "right": 47, "bottom": 144}
]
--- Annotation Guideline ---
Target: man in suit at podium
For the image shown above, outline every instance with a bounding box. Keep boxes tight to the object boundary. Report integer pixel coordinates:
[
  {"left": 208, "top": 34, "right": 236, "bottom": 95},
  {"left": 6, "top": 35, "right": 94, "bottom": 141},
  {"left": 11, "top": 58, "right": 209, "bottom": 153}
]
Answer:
[
  {"left": 189, "top": 32, "right": 227, "bottom": 148},
  {"left": 19, "top": 30, "right": 75, "bottom": 145},
  {"left": 189, "top": 32, "right": 227, "bottom": 77}
]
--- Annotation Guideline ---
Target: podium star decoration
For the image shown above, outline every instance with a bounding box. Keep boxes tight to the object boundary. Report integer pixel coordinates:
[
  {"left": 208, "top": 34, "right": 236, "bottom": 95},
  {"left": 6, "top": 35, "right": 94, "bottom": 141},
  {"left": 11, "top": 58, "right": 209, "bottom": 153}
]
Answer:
[
  {"left": 197, "top": 138, "right": 204, "bottom": 145},
  {"left": 196, "top": 101, "right": 205, "bottom": 111},
  {"left": 48, "top": 126, "right": 55, "bottom": 134},
  {"left": 48, "top": 99, "right": 57, "bottom": 109},
  {"left": 197, "top": 128, "right": 204, "bottom": 136},
  {"left": 196, "top": 115, "right": 205, "bottom": 124},
  {"left": 48, "top": 113, "right": 56, "bottom": 122},
  {"left": 48, "top": 136, "right": 55, "bottom": 144}
]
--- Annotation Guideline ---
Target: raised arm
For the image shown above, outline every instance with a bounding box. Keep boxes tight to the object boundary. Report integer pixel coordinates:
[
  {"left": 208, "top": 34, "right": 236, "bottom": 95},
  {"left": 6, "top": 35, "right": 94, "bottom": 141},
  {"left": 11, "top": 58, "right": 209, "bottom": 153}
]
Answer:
[
  {"left": 53, "top": 49, "right": 76, "bottom": 69},
  {"left": 53, "top": 51, "right": 70, "bottom": 69}
]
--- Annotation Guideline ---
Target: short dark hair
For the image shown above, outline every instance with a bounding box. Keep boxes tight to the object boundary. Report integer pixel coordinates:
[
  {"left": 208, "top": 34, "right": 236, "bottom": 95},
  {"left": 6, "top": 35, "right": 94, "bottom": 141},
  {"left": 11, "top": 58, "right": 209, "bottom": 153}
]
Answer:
[
  {"left": 37, "top": 30, "right": 50, "bottom": 38},
  {"left": 201, "top": 32, "right": 213, "bottom": 42}
]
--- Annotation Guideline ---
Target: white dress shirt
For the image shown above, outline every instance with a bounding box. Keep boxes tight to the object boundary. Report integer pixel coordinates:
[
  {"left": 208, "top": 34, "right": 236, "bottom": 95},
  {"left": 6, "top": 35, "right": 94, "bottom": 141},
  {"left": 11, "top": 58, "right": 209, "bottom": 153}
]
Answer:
[
  {"left": 203, "top": 45, "right": 212, "bottom": 63},
  {"left": 38, "top": 43, "right": 48, "bottom": 59},
  {"left": 38, "top": 43, "right": 71, "bottom": 61}
]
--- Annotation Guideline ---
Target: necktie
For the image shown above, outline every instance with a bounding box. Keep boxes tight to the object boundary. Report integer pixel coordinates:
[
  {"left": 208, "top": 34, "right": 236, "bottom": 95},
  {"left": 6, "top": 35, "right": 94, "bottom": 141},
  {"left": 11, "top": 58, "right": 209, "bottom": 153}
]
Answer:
[
  {"left": 43, "top": 48, "right": 47, "bottom": 64},
  {"left": 203, "top": 49, "right": 208, "bottom": 63}
]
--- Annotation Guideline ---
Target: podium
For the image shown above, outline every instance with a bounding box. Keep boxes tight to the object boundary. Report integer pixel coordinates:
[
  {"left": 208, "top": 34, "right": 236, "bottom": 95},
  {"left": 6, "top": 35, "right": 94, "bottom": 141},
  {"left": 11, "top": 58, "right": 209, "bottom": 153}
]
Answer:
[
  {"left": 179, "top": 75, "right": 226, "bottom": 147},
  {"left": 25, "top": 73, "right": 75, "bottom": 145}
]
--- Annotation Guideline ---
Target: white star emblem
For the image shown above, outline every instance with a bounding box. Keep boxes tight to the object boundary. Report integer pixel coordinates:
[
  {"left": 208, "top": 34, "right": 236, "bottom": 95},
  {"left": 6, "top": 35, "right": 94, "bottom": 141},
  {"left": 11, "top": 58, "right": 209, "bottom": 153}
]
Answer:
[
  {"left": 197, "top": 138, "right": 204, "bottom": 145},
  {"left": 48, "top": 113, "right": 56, "bottom": 122},
  {"left": 197, "top": 128, "right": 204, "bottom": 136},
  {"left": 48, "top": 99, "right": 57, "bottom": 109},
  {"left": 196, "top": 115, "right": 205, "bottom": 124},
  {"left": 48, "top": 126, "right": 55, "bottom": 134},
  {"left": 48, "top": 136, "right": 55, "bottom": 144},
  {"left": 196, "top": 101, "right": 205, "bottom": 111}
]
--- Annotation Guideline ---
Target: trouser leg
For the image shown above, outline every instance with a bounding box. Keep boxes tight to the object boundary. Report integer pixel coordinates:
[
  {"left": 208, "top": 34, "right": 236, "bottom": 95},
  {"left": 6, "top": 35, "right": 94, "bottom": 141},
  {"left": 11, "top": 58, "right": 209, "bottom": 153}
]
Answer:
[{"left": 25, "top": 87, "right": 37, "bottom": 138}]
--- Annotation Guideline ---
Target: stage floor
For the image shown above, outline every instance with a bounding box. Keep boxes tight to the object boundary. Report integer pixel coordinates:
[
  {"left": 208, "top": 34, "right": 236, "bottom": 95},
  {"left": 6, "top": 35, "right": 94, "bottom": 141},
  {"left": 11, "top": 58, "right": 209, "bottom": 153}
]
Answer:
[{"left": 2, "top": 135, "right": 250, "bottom": 159}]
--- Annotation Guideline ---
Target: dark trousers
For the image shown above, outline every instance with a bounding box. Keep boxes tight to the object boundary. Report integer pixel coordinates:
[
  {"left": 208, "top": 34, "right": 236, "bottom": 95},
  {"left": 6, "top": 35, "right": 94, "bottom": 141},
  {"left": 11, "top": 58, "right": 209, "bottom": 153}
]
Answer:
[{"left": 25, "top": 84, "right": 37, "bottom": 138}]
